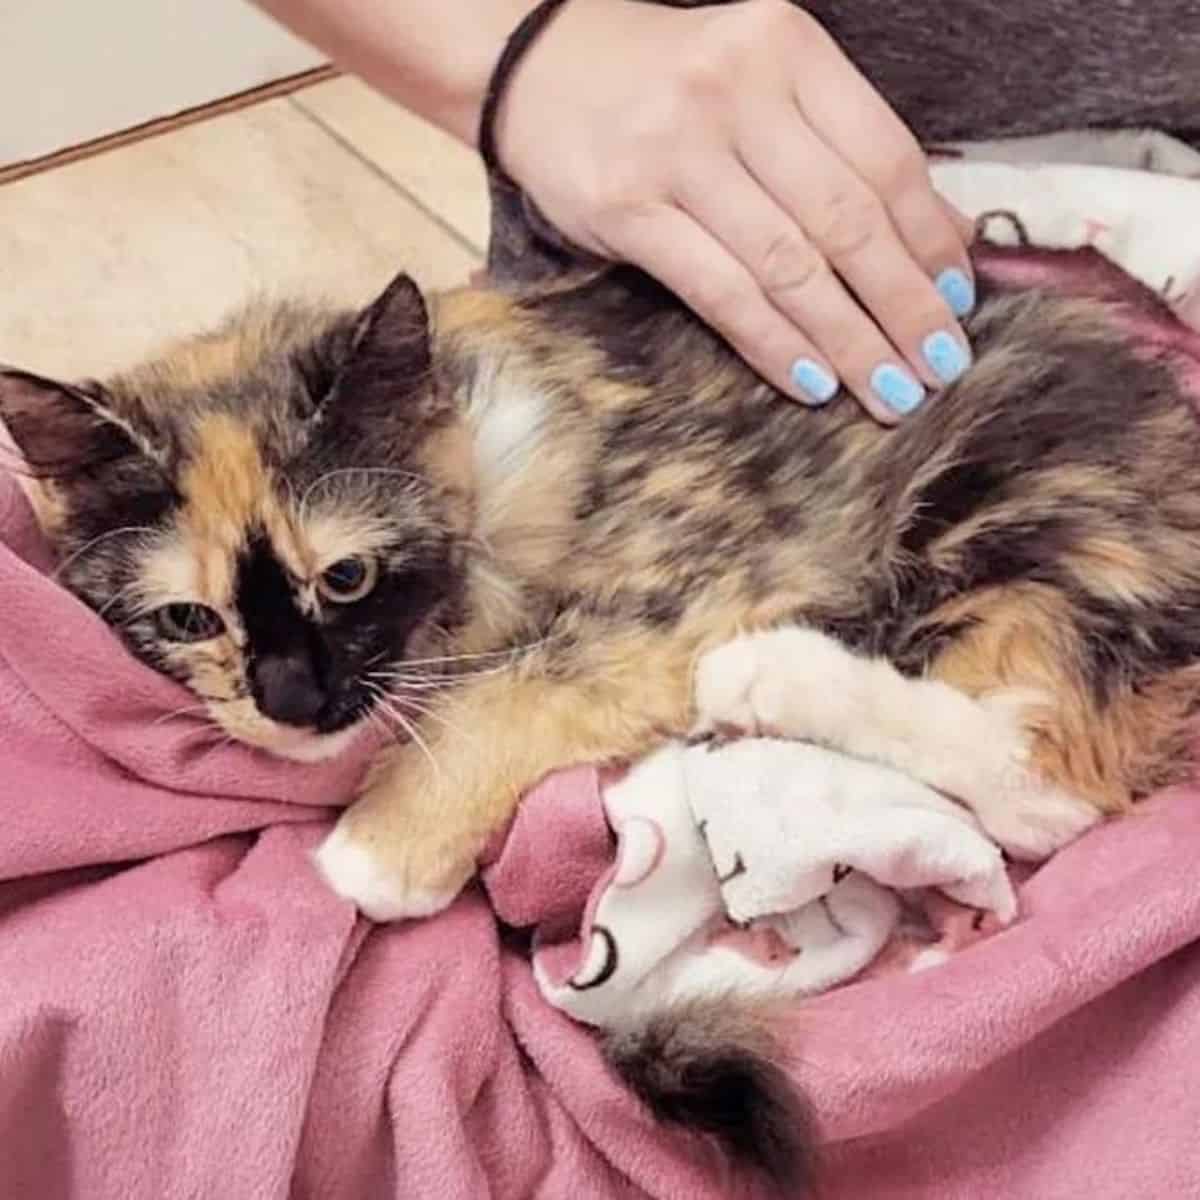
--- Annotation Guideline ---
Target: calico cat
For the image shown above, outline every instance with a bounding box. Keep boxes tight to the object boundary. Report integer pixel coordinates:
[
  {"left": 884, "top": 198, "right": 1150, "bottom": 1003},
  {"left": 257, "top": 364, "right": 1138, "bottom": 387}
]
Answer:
[{"left": 5, "top": 256, "right": 1200, "bottom": 1191}]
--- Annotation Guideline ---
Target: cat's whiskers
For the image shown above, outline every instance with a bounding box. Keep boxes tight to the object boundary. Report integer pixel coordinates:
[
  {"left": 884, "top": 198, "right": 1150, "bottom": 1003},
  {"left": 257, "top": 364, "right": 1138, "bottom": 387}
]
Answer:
[
  {"left": 366, "top": 659, "right": 499, "bottom": 685},
  {"left": 150, "top": 702, "right": 216, "bottom": 728},
  {"left": 366, "top": 637, "right": 557, "bottom": 696},
  {"left": 54, "top": 525, "right": 157, "bottom": 582},
  {"left": 372, "top": 703, "right": 402, "bottom": 739},
  {"left": 365, "top": 670, "right": 448, "bottom": 694},
  {"left": 365, "top": 662, "right": 446, "bottom": 680},
  {"left": 363, "top": 677, "right": 408, "bottom": 716},
  {"left": 393, "top": 640, "right": 548, "bottom": 670},
  {"left": 357, "top": 631, "right": 563, "bottom": 762},
  {"left": 363, "top": 681, "right": 443, "bottom": 782},
  {"left": 391, "top": 694, "right": 477, "bottom": 749},
  {"left": 297, "top": 467, "right": 427, "bottom": 525},
  {"left": 370, "top": 678, "right": 478, "bottom": 747},
  {"left": 363, "top": 639, "right": 558, "bottom": 728},
  {"left": 361, "top": 703, "right": 401, "bottom": 747},
  {"left": 96, "top": 581, "right": 144, "bottom": 621},
  {"left": 365, "top": 698, "right": 406, "bottom": 746}
]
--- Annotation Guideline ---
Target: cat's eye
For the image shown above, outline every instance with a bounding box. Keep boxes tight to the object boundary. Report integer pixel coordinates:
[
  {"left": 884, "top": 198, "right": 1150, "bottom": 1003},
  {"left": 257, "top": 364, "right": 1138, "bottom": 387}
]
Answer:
[
  {"left": 318, "top": 556, "right": 378, "bottom": 604},
  {"left": 155, "top": 603, "right": 226, "bottom": 643}
]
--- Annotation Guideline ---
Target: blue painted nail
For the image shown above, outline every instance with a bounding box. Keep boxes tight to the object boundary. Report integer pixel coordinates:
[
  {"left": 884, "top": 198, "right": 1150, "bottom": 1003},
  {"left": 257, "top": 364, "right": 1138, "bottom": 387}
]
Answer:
[
  {"left": 922, "top": 329, "right": 972, "bottom": 385},
  {"left": 936, "top": 268, "right": 975, "bottom": 318},
  {"left": 871, "top": 363, "right": 926, "bottom": 415},
  {"left": 790, "top": 358, "right": 839, "bottom": 406}
]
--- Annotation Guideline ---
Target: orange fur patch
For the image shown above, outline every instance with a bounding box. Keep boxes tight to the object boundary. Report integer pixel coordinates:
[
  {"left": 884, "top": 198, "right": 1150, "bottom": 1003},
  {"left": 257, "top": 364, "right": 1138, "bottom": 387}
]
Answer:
[
  {"left": 178, "top": 414, "right": 301, "bottom": 603},
  {"left": 928, "top": 583, "right": 1199, "bottom": 811}
]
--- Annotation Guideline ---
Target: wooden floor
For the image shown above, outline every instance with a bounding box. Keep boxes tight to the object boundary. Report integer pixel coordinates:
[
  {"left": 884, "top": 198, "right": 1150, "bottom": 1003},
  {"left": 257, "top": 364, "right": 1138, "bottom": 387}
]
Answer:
[{"left": 0, "top": 78, "right": 490, "bottom": 378}]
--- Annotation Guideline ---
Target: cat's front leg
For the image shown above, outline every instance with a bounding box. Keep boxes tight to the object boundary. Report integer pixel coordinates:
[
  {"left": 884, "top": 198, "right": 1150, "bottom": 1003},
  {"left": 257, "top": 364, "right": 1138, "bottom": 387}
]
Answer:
[
  {"left": 315, "top": 734, "right": 498, "bottom": 921},
  {"left": 693, "top": 627, "right": 1099, "bottom": 860},
  {"left": 316, "top": 667, "right": 557, "bottom": 920},
  {"left": 315, "top": 643, "right": 694, "bottom": 921}
]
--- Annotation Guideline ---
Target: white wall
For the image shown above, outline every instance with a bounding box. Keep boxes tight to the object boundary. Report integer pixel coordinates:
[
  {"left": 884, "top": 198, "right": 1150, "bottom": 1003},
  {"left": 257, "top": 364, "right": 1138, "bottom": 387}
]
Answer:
[{"left": 1, "top": 1, "right": 322, "bottom": 167}]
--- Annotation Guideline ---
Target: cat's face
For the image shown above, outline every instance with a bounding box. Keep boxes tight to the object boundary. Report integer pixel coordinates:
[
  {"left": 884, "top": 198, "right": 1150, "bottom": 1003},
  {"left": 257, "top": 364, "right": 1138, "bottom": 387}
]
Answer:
[{"left": 0, "top": 274, "right": 476, "bottom": 761}]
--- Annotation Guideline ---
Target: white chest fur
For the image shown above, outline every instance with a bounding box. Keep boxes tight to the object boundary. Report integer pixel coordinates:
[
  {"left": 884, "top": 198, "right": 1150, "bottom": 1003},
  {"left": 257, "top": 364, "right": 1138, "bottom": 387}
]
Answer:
[{"left": 464, "top": 353, "right": 552, "bottom": 503}]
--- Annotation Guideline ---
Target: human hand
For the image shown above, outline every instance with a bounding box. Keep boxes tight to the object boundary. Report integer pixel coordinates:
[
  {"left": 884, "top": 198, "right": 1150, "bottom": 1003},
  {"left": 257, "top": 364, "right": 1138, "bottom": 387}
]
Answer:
[{"left": 494, "top": 0, "right": 976, "bottom": 421}]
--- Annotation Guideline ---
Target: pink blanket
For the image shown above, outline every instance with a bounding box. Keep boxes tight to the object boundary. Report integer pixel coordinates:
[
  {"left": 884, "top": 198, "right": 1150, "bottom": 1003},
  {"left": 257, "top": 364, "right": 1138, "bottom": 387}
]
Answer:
[
  {"left": 4, "top": 248, "right": 1200, "bottom": 1198},
  {"left": 0, "top": 475, "right": 743, "bottom": 1200}
]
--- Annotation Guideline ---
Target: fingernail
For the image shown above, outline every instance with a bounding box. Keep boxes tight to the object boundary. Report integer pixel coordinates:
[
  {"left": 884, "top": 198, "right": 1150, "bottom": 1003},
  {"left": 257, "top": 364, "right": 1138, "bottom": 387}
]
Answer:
[
  {"left": 871, "top": 363, "right": 926, "bottom": 415},
  {"left": 922, "top": 329, "right": 972, "bottom": 384},
  {"left": 790, "top": 358, "right": 839, "bottom": 406},
  {"left": 936, "top": 267, "right": 975, "bottom": 318}
]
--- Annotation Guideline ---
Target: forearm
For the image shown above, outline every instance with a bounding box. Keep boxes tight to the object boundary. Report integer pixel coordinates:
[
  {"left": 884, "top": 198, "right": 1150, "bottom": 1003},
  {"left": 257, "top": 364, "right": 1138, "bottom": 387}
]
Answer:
[{"left": 253, "top": 0, "right": 539, "bottom": 145}]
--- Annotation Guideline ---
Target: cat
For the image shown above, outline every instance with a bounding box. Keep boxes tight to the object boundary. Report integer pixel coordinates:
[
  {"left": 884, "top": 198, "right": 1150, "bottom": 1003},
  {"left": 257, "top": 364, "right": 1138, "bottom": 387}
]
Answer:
[{"left": 6, "top": 257, "right": 1200, "bottom": 1191}]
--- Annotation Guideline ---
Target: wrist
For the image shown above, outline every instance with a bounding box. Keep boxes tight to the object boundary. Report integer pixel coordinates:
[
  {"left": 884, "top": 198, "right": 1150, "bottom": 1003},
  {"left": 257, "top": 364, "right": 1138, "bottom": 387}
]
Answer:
[
  {"left": 423, "top": 0, "right": 546, "bottom": 146},
  {"left": 478, "top": 0, "right": 582, "bottom": 177},
  {"left": 490, "top": 0, "right": 640, "bottom": 188}
]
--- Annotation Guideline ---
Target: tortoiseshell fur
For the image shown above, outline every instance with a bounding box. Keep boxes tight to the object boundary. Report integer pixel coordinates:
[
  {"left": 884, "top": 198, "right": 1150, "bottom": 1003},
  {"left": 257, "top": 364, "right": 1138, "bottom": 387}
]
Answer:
[{"left": 6, "top": 260, "right": 1200, "bottom": 886}]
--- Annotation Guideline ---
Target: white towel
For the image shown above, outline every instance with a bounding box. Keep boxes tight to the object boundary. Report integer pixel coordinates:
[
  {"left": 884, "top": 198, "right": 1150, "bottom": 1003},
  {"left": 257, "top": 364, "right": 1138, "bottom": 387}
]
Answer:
[{"left": 536, "top": 739, "right": 1015, "bottom": 1029}]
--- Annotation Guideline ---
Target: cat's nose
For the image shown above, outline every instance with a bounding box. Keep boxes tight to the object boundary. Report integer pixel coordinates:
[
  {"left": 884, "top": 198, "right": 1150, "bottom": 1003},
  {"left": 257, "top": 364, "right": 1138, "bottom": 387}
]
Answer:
[{"left": 252, "top": 652, "right": 327, "bottom": 727}]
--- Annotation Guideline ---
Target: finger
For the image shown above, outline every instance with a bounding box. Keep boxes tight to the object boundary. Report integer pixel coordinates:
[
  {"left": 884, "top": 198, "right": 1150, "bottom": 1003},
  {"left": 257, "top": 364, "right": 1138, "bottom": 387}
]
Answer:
[
  {"left": 675, "top": 165, "right": 923, "bottom": 421},
  {"left": 606, "top": 202, "right": 853, "bottom": 412},
  {"left": 789, "top": 17, "right": 976, "bottom": 319},
  {"left": 736, "top": 110, "right": 971, "bottom": 397},
  {"left": 944, "top": 198, "right": 977, "bottom": 245}
]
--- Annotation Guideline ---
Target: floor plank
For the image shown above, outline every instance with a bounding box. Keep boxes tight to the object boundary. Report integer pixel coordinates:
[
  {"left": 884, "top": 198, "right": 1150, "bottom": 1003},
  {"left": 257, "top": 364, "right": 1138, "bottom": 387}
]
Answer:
[
  {"left": 0, "top": 98, "right": 477, "bottom": 379},
  {"left": 292, "top": 78, "right": 490, "bottom": 255}
]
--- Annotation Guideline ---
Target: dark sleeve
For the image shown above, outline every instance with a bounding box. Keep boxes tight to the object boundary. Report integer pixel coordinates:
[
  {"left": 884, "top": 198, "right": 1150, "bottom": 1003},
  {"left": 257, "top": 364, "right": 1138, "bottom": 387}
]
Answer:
[
  {"left": 487, "top": 0, "right": 1200, "bottom": 283},
  {"left": 804, "top": 0, "right": 1200, "bottom": 146}
]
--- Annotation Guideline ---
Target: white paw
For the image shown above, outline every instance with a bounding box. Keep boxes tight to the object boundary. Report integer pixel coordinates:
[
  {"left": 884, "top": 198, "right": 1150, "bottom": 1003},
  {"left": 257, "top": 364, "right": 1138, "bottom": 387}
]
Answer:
[
  {"left": 692, "top": 635, "right": 766, "bottom": 736},
  {"left": 313, "top": 822, "right": 460, "bottom": 922},
  {"left": 693, "top": 628, "right": 850, "bottom": 739},
  {"left": 966, "top": 690, "right": 1101, "bottom": 860},
  {"left": 972, "top": 769, "right": 1101, "bottom": 862}
]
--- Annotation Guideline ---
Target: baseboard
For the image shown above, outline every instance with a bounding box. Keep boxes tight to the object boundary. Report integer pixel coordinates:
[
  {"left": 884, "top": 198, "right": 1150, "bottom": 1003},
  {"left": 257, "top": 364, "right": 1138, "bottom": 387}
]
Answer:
[{"left": 0, "top": 64, "right": 340, "bottom": 187}]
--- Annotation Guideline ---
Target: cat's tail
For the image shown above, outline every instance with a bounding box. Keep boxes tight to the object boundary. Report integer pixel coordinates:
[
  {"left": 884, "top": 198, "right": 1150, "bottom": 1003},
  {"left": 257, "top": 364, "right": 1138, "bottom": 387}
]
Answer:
[{"left": 603, "top": 997, "right": 817, "bottom": 1194}]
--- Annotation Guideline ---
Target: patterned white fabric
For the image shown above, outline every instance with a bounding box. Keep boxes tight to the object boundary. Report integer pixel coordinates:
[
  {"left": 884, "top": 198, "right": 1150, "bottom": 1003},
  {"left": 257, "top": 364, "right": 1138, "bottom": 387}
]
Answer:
[
  {"left": 535, "top": 740, "right": 1014, "bottom": 1028},
  {"left": 933, "top": 135, "right": 1200, "bottom": 329}
]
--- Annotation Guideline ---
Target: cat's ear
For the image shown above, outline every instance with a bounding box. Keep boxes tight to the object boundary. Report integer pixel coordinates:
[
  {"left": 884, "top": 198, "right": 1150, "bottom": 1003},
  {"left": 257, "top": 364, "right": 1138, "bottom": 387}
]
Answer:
[
  {"left": 321, "top": 273, "right": 438, "bottom": 429},
  {"left": 0, "top": 368, "right": 145, "bottom": 478},
  {"left": 351, "top": 272, "right": 432, "bottom": 374}
]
